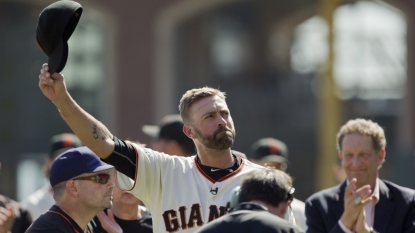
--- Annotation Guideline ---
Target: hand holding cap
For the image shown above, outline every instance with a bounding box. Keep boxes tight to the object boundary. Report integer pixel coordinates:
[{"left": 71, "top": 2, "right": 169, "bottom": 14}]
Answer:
[{"left": 36, "top": 1, "right": 83, "bottom": 74}]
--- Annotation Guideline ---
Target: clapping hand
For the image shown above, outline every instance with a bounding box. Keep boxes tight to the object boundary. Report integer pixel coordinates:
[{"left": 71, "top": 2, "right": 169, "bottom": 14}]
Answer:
[
  {"left": 340, "top": 178, "right": 372, "bottom": 230},
  {"left": 0, "top": 204, "right": 16, "bottom": 233}
]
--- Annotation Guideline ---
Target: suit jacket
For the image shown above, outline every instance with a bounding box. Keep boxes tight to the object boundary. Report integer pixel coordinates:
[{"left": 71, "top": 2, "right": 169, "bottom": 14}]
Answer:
[
  {"left": 305, "top": 179, "right": 415, "bottom": 233},
  {"left": 195, "top": 209, "right": 303, "bottom": 233}
]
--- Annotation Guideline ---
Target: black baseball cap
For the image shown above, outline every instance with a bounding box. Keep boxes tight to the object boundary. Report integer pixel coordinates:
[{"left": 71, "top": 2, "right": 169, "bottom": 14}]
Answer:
[
  {"left": 142, "top": 114, "right": 196, "bottom": 154},
  {"left": 49, "top": 133, "right": 83, "bottom": 158},
  {"left": 249, "top": 138, "right": 289, "bottom": 164},
  {"left": 36, "top": 0, "right": 83, "bottom": 74},
  {"left": 49, "top": 146, "right": 113, "bottom": 187}
]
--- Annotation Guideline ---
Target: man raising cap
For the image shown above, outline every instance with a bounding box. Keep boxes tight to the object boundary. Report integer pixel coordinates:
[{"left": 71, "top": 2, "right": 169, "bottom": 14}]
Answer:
[
  {"left": 26, "top": 147, "right": 114, "bottom": 233},
  {"left": 21, "top": 133, "right": 83, "bottom": 220},
  {"left": 38, "top": 61, "right": 263, "bottom": 232},
  {"left": 142, "top": 114, "right": 196, "bottom": 156},
  {"left": 248, "top": 137, "right": 307, "bottom": 231}
]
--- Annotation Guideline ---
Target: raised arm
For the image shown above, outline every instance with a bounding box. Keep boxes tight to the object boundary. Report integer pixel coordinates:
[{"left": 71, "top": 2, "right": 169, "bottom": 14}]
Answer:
[{"left": 39, "top": 63, "right": 114, "bottom": 158}]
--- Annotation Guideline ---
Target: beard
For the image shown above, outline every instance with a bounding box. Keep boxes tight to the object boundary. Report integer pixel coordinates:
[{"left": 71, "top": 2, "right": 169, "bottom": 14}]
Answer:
[{"left": 193, "top": 125, "right": 236, "bottom": 150}]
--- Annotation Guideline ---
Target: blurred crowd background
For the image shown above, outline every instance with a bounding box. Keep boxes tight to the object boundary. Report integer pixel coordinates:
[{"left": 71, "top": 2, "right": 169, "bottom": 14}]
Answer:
[{"left": 1, "top": 0, "right": 414, "bottom": 203}]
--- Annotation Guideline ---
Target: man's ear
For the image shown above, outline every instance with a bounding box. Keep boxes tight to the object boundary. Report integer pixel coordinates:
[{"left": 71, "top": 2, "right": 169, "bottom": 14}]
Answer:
[
  {"left": 66, "top": 180, "right": 79, "bottom": 198},
  {"left": 183, "top": 124, "right": 194, "bottom": 139},
  {"left": 338, "top": 152, "right": 343, "bottom": 161},
  {"left": 378, "top": 149, "right": 386, "bottom": 166}
]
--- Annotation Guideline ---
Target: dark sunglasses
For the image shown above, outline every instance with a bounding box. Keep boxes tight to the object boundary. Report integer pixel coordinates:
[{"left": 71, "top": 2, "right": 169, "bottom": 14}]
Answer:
[
  {"left": 286, "top": 187, "right": 295, "bottom": 203},
  {"left": 72, "top": 173, "right": 110, "bottom": 184}
]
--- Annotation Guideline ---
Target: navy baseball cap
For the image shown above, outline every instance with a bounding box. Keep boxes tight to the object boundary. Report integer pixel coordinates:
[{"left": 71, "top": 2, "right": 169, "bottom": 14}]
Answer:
[
  {"left": 49, "top": 146, "right": 113, "bottom": 187},
  {"left": 249, "top": 138, "right": 289, "bottom": 164},
  {"left": 36, "top": 0, "right": 83, "bottom": 74}
]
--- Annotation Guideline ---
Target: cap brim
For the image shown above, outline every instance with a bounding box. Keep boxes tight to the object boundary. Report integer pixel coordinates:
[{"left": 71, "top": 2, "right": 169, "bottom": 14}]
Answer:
[
  {"left": 92, "top": 164, "right": 114, "bottom": 173},
  {"left": 260, "top": 155, "right": 289, "bottom": 164},
  {"left": 142, "top": 125, "right": 160, "bottom": 138},
  {"left": 48, "top": 39, "right": 68, "bottom": 74}
]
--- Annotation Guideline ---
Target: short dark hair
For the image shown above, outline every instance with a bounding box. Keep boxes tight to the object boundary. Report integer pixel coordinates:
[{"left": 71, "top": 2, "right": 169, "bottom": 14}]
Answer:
[
  {"left": 239, "top": 169, "right": 293, "bottom": 207},
  {"left": 178, "top": 87, "right": 226, "bottom": 123},
  {"left": 52, "top": 181, "right": 66, "bottom": 200}
]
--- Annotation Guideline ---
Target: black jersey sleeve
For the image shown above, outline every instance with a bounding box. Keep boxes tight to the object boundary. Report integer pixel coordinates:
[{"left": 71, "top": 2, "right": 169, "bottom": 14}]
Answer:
[{"left": 102, "top": 136, "right": 137, "bottom": 179}]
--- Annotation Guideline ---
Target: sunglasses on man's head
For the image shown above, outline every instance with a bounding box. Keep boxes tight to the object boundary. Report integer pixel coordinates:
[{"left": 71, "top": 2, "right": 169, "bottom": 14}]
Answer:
[
  {"left": 286, "top": 187, "right": 295, "bottom": 203},
  {"left": 72, "top": 173, "right": 110, "bottom": 184}
]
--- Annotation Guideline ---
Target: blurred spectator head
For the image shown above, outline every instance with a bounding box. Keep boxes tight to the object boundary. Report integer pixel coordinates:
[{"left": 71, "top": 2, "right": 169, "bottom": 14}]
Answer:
[
  {"left": 142, "top": 114, "right": 196, "bottom": 156},
  {"left": 44, "top": 133, "right": 83, "bottom": 177},
  {"left": 249, "top": 138, "right": 289, "bottom": 171}
]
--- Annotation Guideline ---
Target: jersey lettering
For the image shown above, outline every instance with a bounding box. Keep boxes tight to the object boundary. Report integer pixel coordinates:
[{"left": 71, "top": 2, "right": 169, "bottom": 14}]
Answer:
[
  {"left": 178, "top": 206, "right": 187, "bottom": 230},
  {"left": 187, "top": 203, "right": 204, "bottom": 228},
  {"left": 208, "top": 205, "right": 227, "bottom": 222},
  {"left": 163, "top": 204, "right": 227, "bottom": 232},
  {"left": 163, "top": 210, "right": 180, "bottom": 232}
]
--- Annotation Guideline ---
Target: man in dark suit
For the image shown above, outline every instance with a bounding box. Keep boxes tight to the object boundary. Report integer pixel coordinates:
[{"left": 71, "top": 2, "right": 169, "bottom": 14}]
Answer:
[{"left": 305, "top": 118, "right": 415, "bottom": 233}]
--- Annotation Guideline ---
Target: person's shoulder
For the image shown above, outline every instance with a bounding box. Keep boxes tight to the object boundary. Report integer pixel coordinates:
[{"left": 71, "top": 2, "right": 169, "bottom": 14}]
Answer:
[
  {"left": 168, "top": 154, "right": 196, "bottom": 168},
  {"left": 242, "top": 159, "right": 264, "bottom": 170},
  {"left": 305, "top": 182, "right": 344, "bottom": 204},
  {"left": 235, "top": 210, "right": 303, "bottom": 231},
  {"left": 136, "top": 145, "right": 195, "bottom": 161},
  {"left": 172, "top": 154, "right": 196, "bottom": 161},
  {"left": 133, "top": 145, "right": 155, "bottom": 157},
  {"left": 139, "top": 147, "right": 197, "bottom": 170},
  {"left": 382, "top": 179, "right": 415, "bottom": 192},
  {"left": 28, "top": 210, "right": 69, "bottom": 231},
  {"left": 381, "top": 179, "right": 415, "bottom": 199},
  {"left": 255, "top": 210, "right": 291, "bottom": 221},
  {"left": 135, "top": 146, "right": 175, "bottom": 161},
  {"left": 196, "top": 210, "right": 302, "bottom": 233},
  {"left": 259, "top": 211, "right": 303, "bottom": 232}
]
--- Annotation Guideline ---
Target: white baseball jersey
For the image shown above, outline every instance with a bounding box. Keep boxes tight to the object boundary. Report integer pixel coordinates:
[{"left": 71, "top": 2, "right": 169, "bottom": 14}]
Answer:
[{"left": 115, "top": 144, "right": 263, "bottom": 233}]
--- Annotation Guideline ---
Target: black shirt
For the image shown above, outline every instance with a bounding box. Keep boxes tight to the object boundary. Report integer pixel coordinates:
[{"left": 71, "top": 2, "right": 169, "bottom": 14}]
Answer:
[
  {"left": 0, "top": 195, "right": 32, "bottom": 233},
  {"left": 89, "top": 209, "right": 152, "bottom": 233},
  {"left": 25, "top": 205, "right": 92, "bottom": 233}
]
